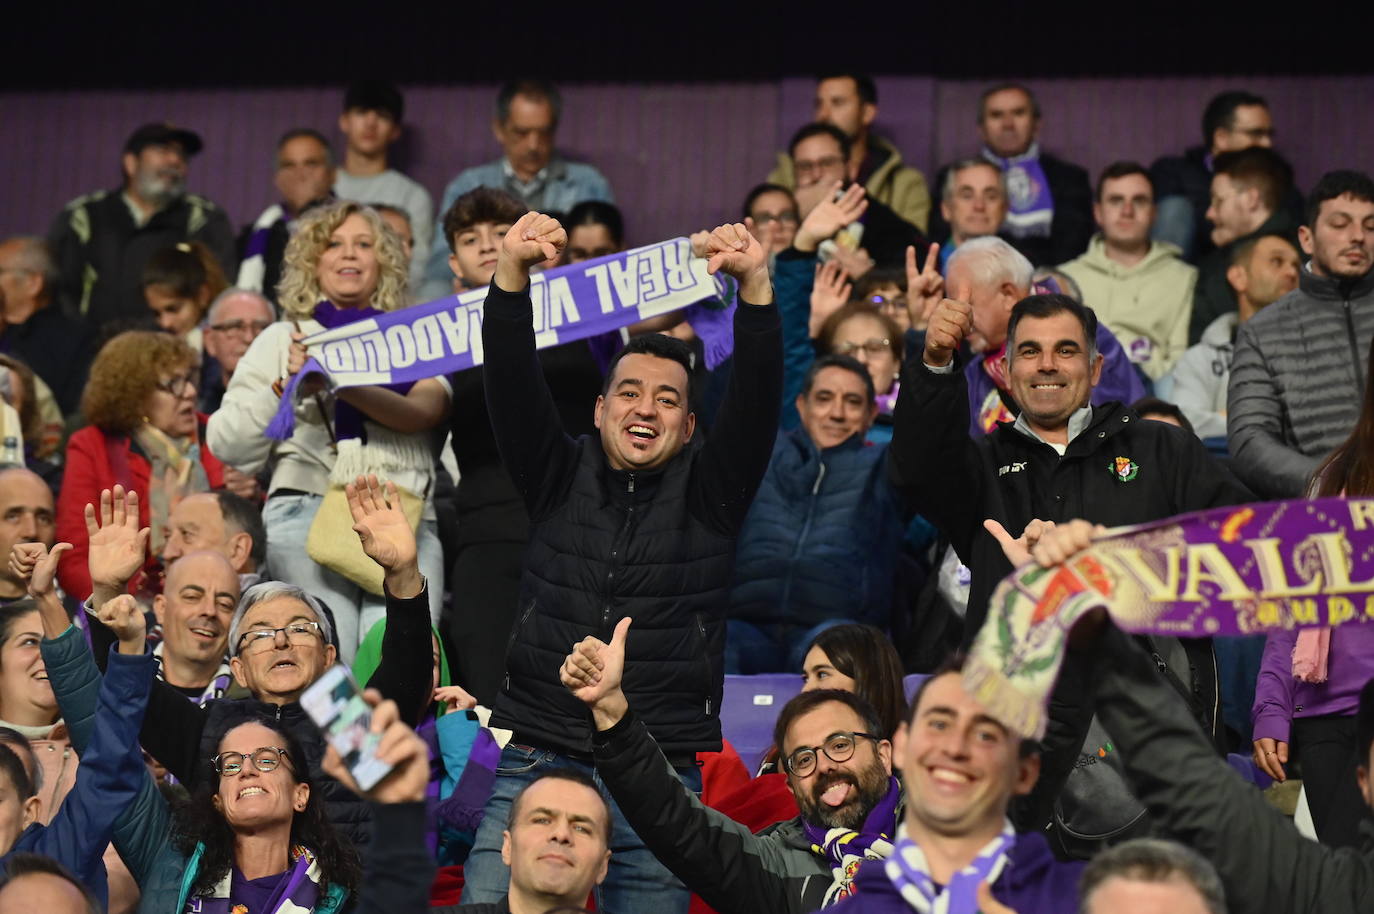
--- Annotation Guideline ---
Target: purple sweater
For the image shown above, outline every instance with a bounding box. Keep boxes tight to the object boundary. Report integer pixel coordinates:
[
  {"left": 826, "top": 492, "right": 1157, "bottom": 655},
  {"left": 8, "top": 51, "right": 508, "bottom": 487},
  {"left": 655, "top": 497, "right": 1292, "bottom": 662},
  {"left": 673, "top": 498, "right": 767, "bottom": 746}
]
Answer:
[
  {"left": 825, "top": 830, "right": 1082, "bottom": 913},
  {"left": 1252, "top": 624, "right": 1374, "bottom": 743}
]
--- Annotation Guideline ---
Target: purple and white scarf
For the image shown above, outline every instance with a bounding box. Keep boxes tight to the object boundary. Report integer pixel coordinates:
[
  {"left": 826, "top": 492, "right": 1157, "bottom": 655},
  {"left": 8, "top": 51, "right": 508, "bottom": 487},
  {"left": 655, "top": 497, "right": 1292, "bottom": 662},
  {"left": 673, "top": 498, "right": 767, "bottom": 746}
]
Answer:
[
  {"left": 884, "top": 819, "right": 1016, "bottom": 913},
  {"left": 189, "top": 844, "right": 324, "bottom": 914},
  {"left": 984, "top": 143, "right": 1053, "bottom": 239},
  {"left": 802, "top": 776, "right": 902, "bottom": 904}
]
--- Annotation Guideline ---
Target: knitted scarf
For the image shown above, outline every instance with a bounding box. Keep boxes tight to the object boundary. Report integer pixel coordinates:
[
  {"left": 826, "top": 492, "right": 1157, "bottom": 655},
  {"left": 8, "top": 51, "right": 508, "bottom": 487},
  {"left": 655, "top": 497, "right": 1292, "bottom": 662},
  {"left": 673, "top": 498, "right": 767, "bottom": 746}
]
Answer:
[
  {"left": 983, "top": 142, "right": 1053, "bottom": 239},
  {"left": 883, "top": 820, "right": 1016, "bottom": 914},
  {"left": 801, "top": 775, "right": 902, "bottom": 904},
  {"left": 191, "top": 843, "right": 324, "bottom": 914},
  {"left": 236, "top": 204, "right": 286, "bottom": 294},
  {"left": 132, "top": 423, "right": 211, "bottom": 554}
]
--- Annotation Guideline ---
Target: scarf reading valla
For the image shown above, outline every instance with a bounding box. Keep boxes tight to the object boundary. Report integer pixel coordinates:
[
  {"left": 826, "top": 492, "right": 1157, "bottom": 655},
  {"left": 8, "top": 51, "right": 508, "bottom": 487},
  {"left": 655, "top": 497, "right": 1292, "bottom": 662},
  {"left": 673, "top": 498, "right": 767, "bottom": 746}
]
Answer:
[
  {"left": 966, "top": 497, "right": 1374, "bottom": 739},
  {"left": 267, "top": 238, "right": 734, "bottom": 441}
]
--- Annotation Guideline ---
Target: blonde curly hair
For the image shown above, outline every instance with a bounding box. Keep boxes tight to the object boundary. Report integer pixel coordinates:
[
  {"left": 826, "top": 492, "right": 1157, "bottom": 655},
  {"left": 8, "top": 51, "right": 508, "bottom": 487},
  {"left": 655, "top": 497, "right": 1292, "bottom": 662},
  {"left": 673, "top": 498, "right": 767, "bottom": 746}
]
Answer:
[
  {"left": 81, "top": 332, "right": 196, "bottom": 434},
  {"left": 276, "top": 200, "right": 409, "bottom": 319}
]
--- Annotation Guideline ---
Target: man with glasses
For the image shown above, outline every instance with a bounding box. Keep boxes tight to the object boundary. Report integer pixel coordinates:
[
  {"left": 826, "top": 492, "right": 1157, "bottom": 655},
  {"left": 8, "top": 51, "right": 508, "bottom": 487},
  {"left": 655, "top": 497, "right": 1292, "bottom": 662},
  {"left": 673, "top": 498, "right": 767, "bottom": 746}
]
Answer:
[
  {"left": 787, "top": 123, "right": 924, "bottom": 270},
  {"left": 561, "top": 616, "right": 899, "bottom": 913},
  {"left": 74, "top": 479, "right": 433, "bottom": 846},
  {"left": 727, "top": 353, "right": 907, "bottom": 673},
  {"left": 199, "top": 287, "right": 275, "bottom": 414}
]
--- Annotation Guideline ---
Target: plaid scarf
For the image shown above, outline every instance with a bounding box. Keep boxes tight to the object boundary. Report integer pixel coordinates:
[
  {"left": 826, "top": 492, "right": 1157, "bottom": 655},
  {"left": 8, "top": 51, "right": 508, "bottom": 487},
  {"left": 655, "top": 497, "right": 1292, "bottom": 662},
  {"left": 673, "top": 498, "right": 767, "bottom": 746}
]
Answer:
[
  {"left": 883, "top": 820, "right": 1016, "bottom": 913},
  {"left": 801, "top": 776, "right": 902, "bottom": 905}
]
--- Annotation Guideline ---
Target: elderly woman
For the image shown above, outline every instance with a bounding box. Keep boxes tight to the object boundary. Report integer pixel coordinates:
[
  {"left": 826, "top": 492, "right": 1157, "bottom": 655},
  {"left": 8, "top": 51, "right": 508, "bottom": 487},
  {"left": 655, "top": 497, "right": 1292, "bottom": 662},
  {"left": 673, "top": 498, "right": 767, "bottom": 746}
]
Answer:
[
  {"left": 57, "top": 332, "right": 224, "bottom": 599},
  {"left": 208, "top": 201, "right": 450, "bottom": 658},
  {"left": 814, "top": 302, "right": 903, "bottom": 443}
]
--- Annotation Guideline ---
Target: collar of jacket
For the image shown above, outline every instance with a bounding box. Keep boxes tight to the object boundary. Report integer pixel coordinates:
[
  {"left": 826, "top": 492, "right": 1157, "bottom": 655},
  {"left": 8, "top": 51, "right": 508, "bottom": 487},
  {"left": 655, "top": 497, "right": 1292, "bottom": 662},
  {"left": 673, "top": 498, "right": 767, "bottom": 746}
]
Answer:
[{"left": 1298, "top": 261, "right": 1374, "bottom": 302}]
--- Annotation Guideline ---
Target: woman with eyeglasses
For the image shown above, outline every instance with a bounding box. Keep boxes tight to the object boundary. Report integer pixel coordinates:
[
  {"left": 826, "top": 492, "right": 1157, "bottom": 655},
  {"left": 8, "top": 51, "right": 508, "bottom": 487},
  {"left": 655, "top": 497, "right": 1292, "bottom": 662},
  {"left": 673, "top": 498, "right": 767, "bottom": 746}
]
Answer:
[
  {"left": 815, "top": 303, "right": 904, "bottom": 443},
  {"left": 56, "top": 331, "right": 224, "bottom": 600}
]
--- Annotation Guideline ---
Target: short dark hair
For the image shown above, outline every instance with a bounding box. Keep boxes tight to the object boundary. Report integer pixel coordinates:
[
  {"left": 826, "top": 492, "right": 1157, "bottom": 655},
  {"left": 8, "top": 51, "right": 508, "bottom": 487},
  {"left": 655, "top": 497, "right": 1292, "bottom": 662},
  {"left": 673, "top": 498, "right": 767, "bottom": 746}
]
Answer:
[
  {"left": 507, "top": 768, "right": 611, "bottom": 843},
  {"left": 142, "top": 241, "right": 223, "bottom": 299},
  {"left": 742, "top": 183, "right": 797, "bottom": 221},
  {"left": 1201, "top": 90, "right": 1267, "bottom": 149},
  {"left": 1095, "top": 161, "right": 1154, "bottom": 202},
  {"left": 1006, "top": 293, "right": 1099, "bottom": 361},
  {"left": 1212, "top": 147, "right": 1294, "bottom": 214},
  {"left": 0, "top": 853, "right": 101, "bottom": 914},
  {"left": 800, "top": 353, "right": 875, "bottom": 404},
  {"left": 275, "top": 127, "right": 333, "bottom": 166},
  {"left": 772, "top": 689, "right": 885, "bottom": 760},
  {"left": 1131, "top": 396, "right": 1195, "bottom": 436},
  {"left": 815, "top": 302, "right": 904, "bottom": 366},
  {"left": 214, "top": 491, "right": 268, "bottom": 570},
  {"left": 496, "top": 79, "right": 562, "bottom": 125},
  {"left": 343, "top": 80, "right": 403, "bottom": 122},
  {"left": 602, "top": 333, "right": 695, "bottom": 400},
  {"left": 0, "top": 743, "right": 34, "bottom": 801},
  {"left": 1304, "top": 169, "right": 1374, "bottom": 229},
  {"left": 1079, "top": 838, "right": 1226, "bottom": 914},
  {"left": 817, "top": 72, "right": 877, "bottom": 106},
  {"left": 1228, "top": 232, "right": 1292, "bottom": 269},
  {"left": 805, "top": 624, "right": 906, "bottom": 739},
  {"left": 0, "top": 729, "right": 39, "bottom": 797},
  {"left": 442, "top": 188, "right": 528, "bottom": 253},
  {"left": 566, "top": 200, "right": 625, "bottom": 248},
  {"left": 853, "top": 267, "right": 906, "bottom": 301},
  {"left": 788, "top": 122, "right": 851, "bottom": 163},
  {"left": 978, "top": 83, "right": 1041, "bottom": 122}
]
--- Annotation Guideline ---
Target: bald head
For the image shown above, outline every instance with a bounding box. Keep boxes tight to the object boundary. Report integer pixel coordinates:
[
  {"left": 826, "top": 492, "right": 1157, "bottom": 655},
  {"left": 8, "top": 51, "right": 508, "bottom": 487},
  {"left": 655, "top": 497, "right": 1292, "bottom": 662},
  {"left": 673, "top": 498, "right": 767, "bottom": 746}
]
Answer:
[
  {"left": 0, "top": 469, "right": 54, "bottom": 599},
  {"left": 155, "top": 550, "right": 240, "bottom": 682}
]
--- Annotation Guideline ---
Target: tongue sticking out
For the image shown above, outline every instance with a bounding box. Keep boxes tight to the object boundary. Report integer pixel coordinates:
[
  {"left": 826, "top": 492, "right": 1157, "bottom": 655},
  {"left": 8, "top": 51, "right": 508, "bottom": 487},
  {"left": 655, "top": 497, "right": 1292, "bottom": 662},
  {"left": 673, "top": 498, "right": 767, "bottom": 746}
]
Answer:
[{"left": 821, "top": 782, "right": 851, "bottom": 807}]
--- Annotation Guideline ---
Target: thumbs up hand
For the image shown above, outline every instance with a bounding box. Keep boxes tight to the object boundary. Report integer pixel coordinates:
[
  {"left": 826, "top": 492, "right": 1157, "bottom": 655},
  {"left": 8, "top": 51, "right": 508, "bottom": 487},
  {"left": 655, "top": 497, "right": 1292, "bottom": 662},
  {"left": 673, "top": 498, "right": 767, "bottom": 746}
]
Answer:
[
  {"left": 560, "top": 617, "right": 633, "bottom": 730},
  {"left": 923, "top": 283, "right": 974, "bottom": 368}
]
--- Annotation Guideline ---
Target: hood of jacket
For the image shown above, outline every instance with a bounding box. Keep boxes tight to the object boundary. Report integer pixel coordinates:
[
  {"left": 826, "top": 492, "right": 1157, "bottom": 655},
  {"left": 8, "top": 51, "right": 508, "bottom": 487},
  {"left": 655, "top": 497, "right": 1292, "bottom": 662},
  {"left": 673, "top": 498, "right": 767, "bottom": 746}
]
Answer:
[
  {"left": 1071, "top": 235, "right": 1185, "bottom": 279},
  {"left": 1200, "top": 311, "right": 1240, "bottom": 348}
]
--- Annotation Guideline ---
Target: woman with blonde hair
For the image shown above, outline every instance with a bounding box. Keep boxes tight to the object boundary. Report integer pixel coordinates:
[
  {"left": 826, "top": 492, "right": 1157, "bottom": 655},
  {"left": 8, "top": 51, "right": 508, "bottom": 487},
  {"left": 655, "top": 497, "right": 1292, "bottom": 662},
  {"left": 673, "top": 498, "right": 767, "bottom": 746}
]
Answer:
[
  {"left": 56, "top": 331, "right": 224, "bottom": 599},
  {"left": 207, "top": 201, "right": 449, "bottom": 659}
]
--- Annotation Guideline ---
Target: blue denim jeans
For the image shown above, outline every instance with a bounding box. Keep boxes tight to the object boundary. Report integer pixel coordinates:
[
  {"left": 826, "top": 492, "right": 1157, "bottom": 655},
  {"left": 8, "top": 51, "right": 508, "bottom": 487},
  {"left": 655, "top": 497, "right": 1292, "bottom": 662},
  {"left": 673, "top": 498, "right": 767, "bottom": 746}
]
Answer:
[
  {"left": 262, "top": 493, "right": 444, "bottom": 662},
  {"left": 460, "top": 742, "right": 702, "bottom": 914}
]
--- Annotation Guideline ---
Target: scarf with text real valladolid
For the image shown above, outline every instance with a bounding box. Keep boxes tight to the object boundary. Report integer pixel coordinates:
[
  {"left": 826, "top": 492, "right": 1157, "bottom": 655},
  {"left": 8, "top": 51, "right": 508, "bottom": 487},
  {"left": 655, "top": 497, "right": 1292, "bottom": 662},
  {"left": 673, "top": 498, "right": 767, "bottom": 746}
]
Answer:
[
  {"left": 884, "top": 819, "right": 1016, "bottom": 914},
  {"left": 802, "top": 775, "right": 902, "bottom": 904}
]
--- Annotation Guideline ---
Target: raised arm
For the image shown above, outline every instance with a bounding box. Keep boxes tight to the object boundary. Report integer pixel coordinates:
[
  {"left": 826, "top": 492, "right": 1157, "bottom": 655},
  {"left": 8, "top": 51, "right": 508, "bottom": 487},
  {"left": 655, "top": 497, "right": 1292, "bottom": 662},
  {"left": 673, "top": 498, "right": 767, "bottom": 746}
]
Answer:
[
  {"left": 482, "top": 212, "right": 580, "bottom": 520},
  {"left": 690, "top": 223, "right": 783, "bottom": 533},
  {"left": 345, "top": 475, "right": 432, "bottom": 726},
  {"left": 562, "top": 621, "right": 806, "bottom": 914}
]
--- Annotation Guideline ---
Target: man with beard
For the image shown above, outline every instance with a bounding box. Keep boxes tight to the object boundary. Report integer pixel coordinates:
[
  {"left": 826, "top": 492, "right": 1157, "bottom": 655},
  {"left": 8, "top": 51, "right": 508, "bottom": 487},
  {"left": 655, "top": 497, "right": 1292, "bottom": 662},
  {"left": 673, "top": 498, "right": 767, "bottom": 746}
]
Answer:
[
  {"left": 561, "top": 617, "right": 899, "bottom": 913},
  {"left": 47, "top": 123, "right": 235, "bottom": 334}
]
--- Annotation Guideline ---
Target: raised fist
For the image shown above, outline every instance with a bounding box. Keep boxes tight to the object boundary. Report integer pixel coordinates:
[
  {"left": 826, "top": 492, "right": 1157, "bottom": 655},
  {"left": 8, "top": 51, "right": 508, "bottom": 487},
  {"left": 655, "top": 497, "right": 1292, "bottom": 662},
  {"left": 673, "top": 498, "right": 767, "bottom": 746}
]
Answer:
[{"left": 499, "top": 212, "right": 567, "bottom": 276}]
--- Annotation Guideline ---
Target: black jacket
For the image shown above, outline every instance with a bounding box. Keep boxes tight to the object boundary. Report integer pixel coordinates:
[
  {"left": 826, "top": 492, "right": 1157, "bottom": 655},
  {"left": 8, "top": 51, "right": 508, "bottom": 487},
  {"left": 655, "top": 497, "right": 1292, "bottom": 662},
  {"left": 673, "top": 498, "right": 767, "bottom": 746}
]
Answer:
[
  {"left": 47, "top": 188, "right": 235, "bottom": 332},
  {"left": 131, "top": 585, "right": 434, "bottom": 847},
  {"left": 1095, "top": 624, "right": 1374, "bottom": 913},
  {"left": 928, "top": 151, "right": 1093, "bottom": 266},
  {"left": 0, "top": 305, "right": 96, "bottom": 415},
  {"left": 886, "top": 356, "right": 1252, "bottom": 643},
  {"left": 1189, "top": 208, "right": 1301, "bottom": 345},
  {"left": 482, "top": 282, "right": 782, "bottom": 756}
]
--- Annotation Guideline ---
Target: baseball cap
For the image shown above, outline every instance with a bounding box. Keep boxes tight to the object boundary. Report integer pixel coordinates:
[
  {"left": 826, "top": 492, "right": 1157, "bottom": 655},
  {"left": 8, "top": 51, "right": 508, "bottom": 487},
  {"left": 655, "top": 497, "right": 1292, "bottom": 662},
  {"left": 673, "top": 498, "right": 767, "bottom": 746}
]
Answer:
[{"left": 124, "top": 122, "right": 204, "bottom": 157}]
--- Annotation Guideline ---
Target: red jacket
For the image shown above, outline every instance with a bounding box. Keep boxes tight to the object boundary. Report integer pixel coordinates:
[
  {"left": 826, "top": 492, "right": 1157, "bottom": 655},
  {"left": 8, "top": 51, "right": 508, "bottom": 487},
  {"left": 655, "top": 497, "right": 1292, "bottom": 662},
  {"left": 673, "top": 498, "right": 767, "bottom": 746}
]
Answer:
[{"left": 56, "top": 417, "right": 224, "bottom": 600}]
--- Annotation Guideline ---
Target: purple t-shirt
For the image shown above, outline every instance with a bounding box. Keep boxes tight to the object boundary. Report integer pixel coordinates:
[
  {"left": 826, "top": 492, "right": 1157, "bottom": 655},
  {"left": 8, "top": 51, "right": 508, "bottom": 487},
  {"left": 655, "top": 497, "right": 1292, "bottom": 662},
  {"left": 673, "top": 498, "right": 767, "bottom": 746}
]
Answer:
[{"left": 230, "top": 867, "right": 289, "bottom": 913}]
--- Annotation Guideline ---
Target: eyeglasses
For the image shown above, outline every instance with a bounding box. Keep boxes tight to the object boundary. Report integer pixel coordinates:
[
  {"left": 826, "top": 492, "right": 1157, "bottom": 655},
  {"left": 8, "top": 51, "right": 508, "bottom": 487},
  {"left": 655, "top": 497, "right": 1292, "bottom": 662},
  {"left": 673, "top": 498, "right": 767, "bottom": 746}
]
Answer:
[
  {"left": 213, "top": 746, "right": 291, "bottom": 777},
  {"left": 155, "top": 373, "right": 197, "bottom": 398},
  {"left": 752, "top": 211, "right": 799, "bottom": 227},
  {"left": 834, "top": 338, "right": 891, "bottom": 358},
  {"left": 237, "top": 620, "right": 323, "bottom": 653},
  {"left": 867, "top": 294, "right": 908, "bottom": 312},
  {"left": 209, "top": 318, "right": 273, "bottom": 337},
  {"left": 794, "top": 156, "right": 845, "bottom": 178},
  {"left": 784, "top": 731, "right": 879, "bottom": 778}
]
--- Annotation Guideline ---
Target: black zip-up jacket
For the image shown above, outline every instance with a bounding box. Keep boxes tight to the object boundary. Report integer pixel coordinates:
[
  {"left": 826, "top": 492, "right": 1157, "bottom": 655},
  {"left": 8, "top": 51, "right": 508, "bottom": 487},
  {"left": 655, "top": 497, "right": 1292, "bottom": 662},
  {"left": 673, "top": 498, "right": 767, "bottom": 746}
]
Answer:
[
  {"left": 1094, "top": 624, "right": 1374, "bottom": 913},
  {"left": 126, "top": 584, "right": 434, "bottom": 846},
  {"left": 482, "top": 282, "right": 782, "bottom": 756},
  {"left": 887, "top": 356, "right": 1252, "bottom": 644}
]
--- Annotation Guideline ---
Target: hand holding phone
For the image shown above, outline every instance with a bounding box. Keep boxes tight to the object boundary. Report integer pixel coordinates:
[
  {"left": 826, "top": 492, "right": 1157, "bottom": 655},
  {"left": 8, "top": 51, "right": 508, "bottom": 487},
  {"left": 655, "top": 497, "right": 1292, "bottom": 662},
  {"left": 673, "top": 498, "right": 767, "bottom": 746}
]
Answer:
[{"left": 301, "top": 665, "right": 394, "bottom": 791}]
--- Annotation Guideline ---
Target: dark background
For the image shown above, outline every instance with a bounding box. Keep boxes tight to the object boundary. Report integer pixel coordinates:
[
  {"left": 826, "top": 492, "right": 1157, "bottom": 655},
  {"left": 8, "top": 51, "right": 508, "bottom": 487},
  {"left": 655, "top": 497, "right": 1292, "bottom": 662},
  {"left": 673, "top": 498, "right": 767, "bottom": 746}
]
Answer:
[{"left": 8, "top": 6, "right": 1369, "bottom": 88}]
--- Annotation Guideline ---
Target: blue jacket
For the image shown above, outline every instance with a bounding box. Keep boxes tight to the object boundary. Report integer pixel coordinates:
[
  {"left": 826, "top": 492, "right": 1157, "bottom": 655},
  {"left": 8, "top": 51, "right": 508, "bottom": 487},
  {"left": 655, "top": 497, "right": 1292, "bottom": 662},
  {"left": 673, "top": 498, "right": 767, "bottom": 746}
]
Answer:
[
  {"left": 730, "top": 427, "right": 904, "bottom": 629},
  {"left": 41, "top": 626, "right": 349, "bottom": 914},
  {"left": 825, "top": 830, "right": 1083, "bottom": 913},
  {"left": 5, "top": 635, "right": 154, "bottom": 910}
]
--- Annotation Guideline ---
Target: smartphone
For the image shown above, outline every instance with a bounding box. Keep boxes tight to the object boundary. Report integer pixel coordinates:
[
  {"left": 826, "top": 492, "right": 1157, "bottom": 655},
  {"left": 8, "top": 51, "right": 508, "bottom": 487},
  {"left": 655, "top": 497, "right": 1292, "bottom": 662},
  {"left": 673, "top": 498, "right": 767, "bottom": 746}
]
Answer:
[{"left": 300, "top": 665, "right": 393, "bottom": 791}]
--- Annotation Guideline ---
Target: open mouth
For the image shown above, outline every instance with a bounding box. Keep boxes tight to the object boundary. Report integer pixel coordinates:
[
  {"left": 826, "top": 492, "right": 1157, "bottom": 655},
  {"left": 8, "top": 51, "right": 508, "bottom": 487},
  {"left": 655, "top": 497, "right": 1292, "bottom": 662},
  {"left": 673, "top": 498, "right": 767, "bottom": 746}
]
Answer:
[
  {"left": 189, "top": 626, "right": 219, "bottom": 641},
  {"left": 238, "top": 786, "right": 266, "bottom": 799},
  {"left": 269, "top": 659, "right": 298, "bottom": 673},
  {"left": 928, "top": 765, "right": 975, "bottom": 788},
  {"left": 1029, "top": 382, "right": 1065, "bottom": 391},
  {"left": 627, "top": 425, "right": 657, "bottom": 440}
]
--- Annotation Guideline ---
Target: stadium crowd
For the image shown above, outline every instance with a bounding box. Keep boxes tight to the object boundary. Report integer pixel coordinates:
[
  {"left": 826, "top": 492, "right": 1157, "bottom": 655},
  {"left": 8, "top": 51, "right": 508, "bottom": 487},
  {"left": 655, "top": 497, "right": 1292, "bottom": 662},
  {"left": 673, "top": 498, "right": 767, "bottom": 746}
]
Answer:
[{"left": 0, "top": 74, "right": 1370, "bottom": 913}]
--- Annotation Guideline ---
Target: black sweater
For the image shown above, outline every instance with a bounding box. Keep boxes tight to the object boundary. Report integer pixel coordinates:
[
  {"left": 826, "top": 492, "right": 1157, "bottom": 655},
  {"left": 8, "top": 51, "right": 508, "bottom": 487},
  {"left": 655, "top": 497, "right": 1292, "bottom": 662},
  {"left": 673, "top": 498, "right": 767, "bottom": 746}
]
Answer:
[{"left": 481, "top": 281, "right": 782, "bottom": 755}]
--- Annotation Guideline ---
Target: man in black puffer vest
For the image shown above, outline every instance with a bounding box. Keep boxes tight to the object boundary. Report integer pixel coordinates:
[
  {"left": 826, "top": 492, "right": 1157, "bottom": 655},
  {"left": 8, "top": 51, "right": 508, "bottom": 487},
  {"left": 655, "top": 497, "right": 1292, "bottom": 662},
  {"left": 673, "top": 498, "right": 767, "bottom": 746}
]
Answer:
[{"left": 459, "top": 213, "right": 781, "bottom": 913}]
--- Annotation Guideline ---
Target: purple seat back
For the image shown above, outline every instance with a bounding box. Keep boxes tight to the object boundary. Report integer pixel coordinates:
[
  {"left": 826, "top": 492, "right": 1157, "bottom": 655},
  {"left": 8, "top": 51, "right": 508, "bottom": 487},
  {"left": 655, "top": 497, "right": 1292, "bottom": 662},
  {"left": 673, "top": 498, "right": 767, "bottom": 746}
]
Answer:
[{"left": 720, "top": 674, "right": 803, "bottom": 773}]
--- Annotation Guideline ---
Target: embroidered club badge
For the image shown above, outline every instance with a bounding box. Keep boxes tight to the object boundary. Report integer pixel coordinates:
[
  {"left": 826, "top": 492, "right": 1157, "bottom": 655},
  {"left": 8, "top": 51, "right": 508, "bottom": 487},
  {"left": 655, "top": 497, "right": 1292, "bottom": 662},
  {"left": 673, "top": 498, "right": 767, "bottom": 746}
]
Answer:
[{"left": 1112, "top": 456, "right": 1139, "bottom": 482}]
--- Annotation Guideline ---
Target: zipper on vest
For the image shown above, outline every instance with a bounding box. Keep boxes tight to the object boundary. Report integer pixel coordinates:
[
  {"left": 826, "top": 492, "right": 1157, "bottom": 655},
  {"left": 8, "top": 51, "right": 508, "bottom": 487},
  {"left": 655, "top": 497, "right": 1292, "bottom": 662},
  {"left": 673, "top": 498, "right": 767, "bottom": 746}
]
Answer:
[
  {"left": 602, "top": 475, "right": 637, "bottom": 631},
  {"left": 1344, "top": 297, "right": 1365, "bottom": 392}
]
